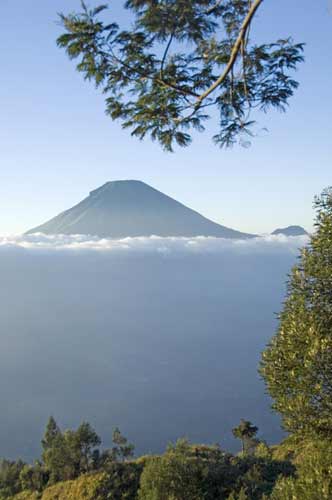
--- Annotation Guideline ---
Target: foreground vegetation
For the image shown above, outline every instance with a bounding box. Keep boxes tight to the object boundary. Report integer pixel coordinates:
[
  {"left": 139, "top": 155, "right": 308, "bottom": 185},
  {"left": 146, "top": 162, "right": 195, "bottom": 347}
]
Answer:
[{"left": 1, "top": 417, "right": 331, "bottom": 499}]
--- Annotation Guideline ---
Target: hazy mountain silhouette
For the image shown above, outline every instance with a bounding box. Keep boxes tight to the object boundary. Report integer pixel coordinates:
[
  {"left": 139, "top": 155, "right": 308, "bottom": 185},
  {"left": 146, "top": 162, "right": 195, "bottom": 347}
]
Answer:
[
  {"left": 27, "top": 180, "right": 254, "bottom": 239},
  {"left": 272, "top": 225, "right": 308, "bottom": 237}
]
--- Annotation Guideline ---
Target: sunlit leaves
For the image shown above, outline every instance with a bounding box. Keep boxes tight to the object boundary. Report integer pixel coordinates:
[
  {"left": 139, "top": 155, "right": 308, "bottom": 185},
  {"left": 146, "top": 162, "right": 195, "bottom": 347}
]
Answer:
[{"left": 260, "top": 190, "right": 332, "bottom": 438}]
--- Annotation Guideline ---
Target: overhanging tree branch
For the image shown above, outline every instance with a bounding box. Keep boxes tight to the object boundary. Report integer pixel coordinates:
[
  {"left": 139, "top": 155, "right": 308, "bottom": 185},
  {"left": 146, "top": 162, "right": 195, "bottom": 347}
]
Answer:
[
  {"left": 106, "top": 44, "right": 198, "bottom": 98},
  {"left": 196, "top": 0, "right": 264, "bottom": 104},
  {"left": 57, "top": 0, "right": 303, "bottom": 150}
]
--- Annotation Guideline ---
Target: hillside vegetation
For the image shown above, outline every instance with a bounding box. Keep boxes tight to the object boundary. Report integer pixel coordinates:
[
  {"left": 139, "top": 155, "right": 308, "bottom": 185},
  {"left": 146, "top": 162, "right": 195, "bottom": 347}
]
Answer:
[{"left": 1, "top": 420, "right": 332, "bottom": 500}]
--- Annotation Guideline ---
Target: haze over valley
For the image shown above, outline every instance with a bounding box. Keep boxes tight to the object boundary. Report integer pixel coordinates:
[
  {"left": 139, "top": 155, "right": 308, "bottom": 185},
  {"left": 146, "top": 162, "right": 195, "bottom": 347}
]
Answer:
[{"left": 0, "top": 229, "right": 307, "bottom": 460}]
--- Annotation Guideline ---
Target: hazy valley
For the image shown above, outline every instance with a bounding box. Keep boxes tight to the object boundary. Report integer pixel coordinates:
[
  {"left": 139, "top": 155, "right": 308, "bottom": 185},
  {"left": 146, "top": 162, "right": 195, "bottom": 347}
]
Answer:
[{"left": 0, "top": 231, "right": 305, "bottom": 460}]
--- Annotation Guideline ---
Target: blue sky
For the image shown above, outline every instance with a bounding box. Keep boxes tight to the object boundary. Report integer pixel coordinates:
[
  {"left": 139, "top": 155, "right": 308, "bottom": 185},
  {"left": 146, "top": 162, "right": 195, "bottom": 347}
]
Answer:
[{"left": 0, "top": 0, "right": 331, "bottom": 235}]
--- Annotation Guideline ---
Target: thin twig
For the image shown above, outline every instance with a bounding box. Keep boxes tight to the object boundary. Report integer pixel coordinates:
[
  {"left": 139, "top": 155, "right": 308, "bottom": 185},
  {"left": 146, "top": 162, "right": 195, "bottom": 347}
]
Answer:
[
  {"left": 105, "top": 43, "right": 199, "bottom": 98},
  {"left": 206, "top": 0, "right": 223, "bottom": 15},
  {"left": 160, "top": 32, "right": 175, "bottom": 79},
  {"left": 241, "top": 38, "right": 249, "bottom": 102}
]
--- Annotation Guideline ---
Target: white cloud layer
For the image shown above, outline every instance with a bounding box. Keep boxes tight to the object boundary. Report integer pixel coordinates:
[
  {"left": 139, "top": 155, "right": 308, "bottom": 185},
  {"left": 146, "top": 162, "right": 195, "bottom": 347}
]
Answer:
[{"left": 0, "top": 233, "right": 309, "bottom": 255}]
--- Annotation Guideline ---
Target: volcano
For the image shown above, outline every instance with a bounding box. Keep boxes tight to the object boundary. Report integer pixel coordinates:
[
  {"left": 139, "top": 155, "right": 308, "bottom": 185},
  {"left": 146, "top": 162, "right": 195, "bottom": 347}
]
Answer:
[{"left": 26, "top": 180, "right": 254, "bottom": 239}]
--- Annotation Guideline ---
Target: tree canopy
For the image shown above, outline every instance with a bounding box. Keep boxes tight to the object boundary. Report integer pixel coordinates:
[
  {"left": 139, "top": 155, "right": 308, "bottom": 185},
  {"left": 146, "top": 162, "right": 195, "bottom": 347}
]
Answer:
[
  {"left": 270, "top": 440, "right": 332, "bottom": 500},
  {"left": 42, "top": 419, "right": 101, "bottom": 483},
  {"left": 0, "top": 417, "right": 315, "bottom": 500},
  {"left": 138, "top": 439, "right": 203, "bottom": 500},
  {"left": 57, "top": 0, "right": 304, "bottom": 151},
  {"left": 260, "top": 188, "right": 332, "bottom": 438}
]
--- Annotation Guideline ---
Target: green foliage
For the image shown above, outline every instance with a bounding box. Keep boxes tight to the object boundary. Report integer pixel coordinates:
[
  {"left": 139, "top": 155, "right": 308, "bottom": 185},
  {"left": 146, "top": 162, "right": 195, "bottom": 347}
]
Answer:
[
  {"left": 41, "top": 472, "right": 113, "bottom": 500},
  {"left": 260, "top": 188, "right": 332, "bottom": 437},
  {"left": 138, "top": 439, "right": 203, "bottom": 499},
  {"left": 232, "top": 420, "right": 259, "bottom": 454},
  {"left": 111, "top": 427, "right": 135, "bottom": 462},
  {"left": 0, "top": 460, "right": 26, "bottom": 499},
  {"left": 25, "top": 466, "right": 141, "bottom": 500},
  {"left": 41, "top": 418, "right": 60, "bottom": 453},
  {"left": 270, "top": 440, "right": 332, "bottom": 500},
  {"left": 57, "top": 1, "right": 304, "bottom": 151},
  {"left": 137, "top": 438, "right": 293, "bottom": 500},
  {"left": 253, "top": 443, "right": 272, "bottom": 460},
  {"left": 229, "top": 455, "right": 295, "bottom": 500},
  {"left": 96, "top": 462, "right": 142, "bottom": 500},
  {"left": 19, "top": 463, "right": 48, "bottom": 493},
  {"left": 10, "top": 491, "right": 40, "bottom": 500},
  {"left": 41, "top": 418, "right": 101, "bottom": 484},
  {"left": 269, "top": 434, "right": 306, "bottom": 463},
  {"left": 227, "top": 488, "right": 249, "bottom": 500},
  {"left": 0, "top": 432, "right": 296, "bottom": 500}
]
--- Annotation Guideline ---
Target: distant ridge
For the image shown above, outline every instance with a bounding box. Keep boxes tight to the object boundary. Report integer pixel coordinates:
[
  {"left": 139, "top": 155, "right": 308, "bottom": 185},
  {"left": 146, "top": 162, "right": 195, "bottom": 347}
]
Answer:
[
  {"left": 272, "top": 225, "right": 308, "bottom": 237},
  {"left": 26, "top": 180, "right": 254, "bottom": 239}
]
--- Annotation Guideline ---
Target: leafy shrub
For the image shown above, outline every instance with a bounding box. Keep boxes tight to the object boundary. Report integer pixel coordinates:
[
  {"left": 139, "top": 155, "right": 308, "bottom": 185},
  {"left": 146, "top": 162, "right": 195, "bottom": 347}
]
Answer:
[
  {"left": 19, "top": 464, "right": 48, "bottom": 493},
  {"left": 101, "top": 462, "right": 142, "bottom": 499},
  {"left": 228, "top": 455, "right": 295, "bottom": 500},
  {"left": 138, "top": 439, "right": 293, "bottom": 500},
  {"left": 40, "top": 462, "right": 142, "bottom": 500},
  {"left": 41, "top": 473, "right": 110, "bottom": 500},
  {"left": 270, "top": 440, "right": 332, "bottom": 500},
  {"left": 138, "top": 439, "right": 204, "bottom": 500},
  {"left": 0, "top": 460, "right": 26, "bottom": 499},
  {"left": 10, "top": 492, "right": 40, "bottom": 500}
]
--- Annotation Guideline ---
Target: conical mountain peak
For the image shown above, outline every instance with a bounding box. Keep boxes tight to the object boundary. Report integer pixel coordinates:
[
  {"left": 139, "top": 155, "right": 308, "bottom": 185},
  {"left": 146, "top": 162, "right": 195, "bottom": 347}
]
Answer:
[
  {"left": 27, "top": 180, "right": 254, "bottom": 239},
  {"left": 90, "top": 179, "right": 146, "bottom": 196}
]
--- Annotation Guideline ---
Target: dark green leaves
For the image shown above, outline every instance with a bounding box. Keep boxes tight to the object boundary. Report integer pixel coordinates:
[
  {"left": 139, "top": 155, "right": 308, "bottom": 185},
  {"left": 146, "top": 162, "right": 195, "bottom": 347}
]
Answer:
[{"left": 57, "top": 1, "right": 304, "bottom": 151}]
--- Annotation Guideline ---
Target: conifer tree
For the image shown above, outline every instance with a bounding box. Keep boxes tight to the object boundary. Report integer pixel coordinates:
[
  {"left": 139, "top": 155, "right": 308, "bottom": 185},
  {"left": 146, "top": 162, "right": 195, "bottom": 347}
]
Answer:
[
  {"left": 41, "top": 418, "right": 102, "bottom": 482},
  {"left": 41, "top": 417, "right": 61, "bottom": 452}
]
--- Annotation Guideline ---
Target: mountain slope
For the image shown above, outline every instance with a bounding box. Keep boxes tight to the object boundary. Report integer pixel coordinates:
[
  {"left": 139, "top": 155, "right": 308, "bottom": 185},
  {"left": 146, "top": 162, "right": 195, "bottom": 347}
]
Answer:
[{"left": 26, "top": 180, "right": 254, "bottom": 239}]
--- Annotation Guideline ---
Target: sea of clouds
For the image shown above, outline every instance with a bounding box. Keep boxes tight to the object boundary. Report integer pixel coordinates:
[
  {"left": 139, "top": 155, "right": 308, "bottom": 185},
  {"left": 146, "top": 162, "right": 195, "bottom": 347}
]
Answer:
[
  {"left": 0, "top": 234, "right": 308, "bottom": 460},
  {"left": 0, "top": 233, "right": 308, "bottom": 254}
]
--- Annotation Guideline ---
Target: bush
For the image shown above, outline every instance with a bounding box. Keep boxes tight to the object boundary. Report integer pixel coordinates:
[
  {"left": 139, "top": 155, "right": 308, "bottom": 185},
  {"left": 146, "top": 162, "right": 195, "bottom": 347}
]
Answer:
[
  {"left": 270, "top": 440, "right": 332, "bottom": 500},
  {"left": 101, "top": 462, "right": 142, "bottom": 499},
  {"left": 138, "top": 439, "right": 204, "bottom": 500},
  {"left": 228, "top": 455, "right": 295, "bottom": 500},
  {"left": 0, "top": 460, "right": 26, "bottom": 499},
  {"left": 138, "top": 439, "right": 293, "bottom": 500},
  {"left": 39, "top": 462, "right": 142, "bottom": 500},
  {"left": 19, "top": 464, "right": 48, "bottom": 493},
  {"left": 41, "top": 473, "right": 110, "bottom": 500},
  {"left": 10, "top": 492, "right": 40, "bottom": 500}
]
